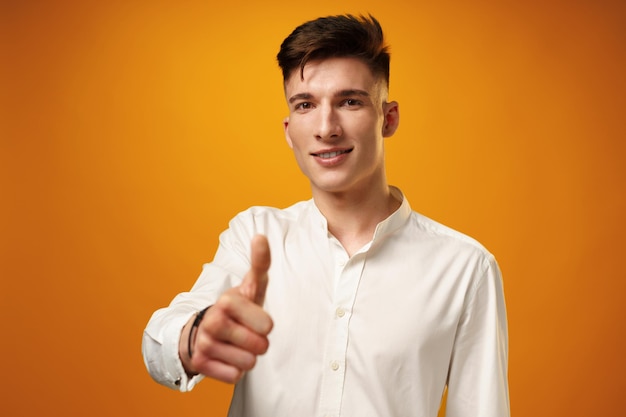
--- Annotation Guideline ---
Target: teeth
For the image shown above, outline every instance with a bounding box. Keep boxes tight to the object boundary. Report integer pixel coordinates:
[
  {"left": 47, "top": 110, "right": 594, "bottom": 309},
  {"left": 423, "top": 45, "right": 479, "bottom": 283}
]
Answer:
[{"left": 319, "top": 150, "right": 346, "bottom": 159}]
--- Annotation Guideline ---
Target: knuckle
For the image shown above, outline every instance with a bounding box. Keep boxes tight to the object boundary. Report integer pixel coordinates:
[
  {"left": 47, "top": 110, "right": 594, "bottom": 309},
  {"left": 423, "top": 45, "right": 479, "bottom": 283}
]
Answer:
[
  {"left": 262, "top": 316, "right": 274, "bottom": 334},
  {"left": 226, "top": 323, "right": 247, "bottom": 346},
  {"left": 256, "top": 337, "right": 270, "bottom": 354},
  {"left": 227, "top": 370, "right": 244, "bottom": 384},
  {"left": 245, "top": 332, "right": 269, "bottom": 355},
  {"left": 215, "top": 291, "right": 237, "bottom": 310},
  {"left": 201, "top": 314, "right": 223, "bottom": 337},
  {"left": 193, "top": 334, "right": 217, "bottom": 360},
  {"left": 240, "top": 355, "right": 257, "bottom": 371},
  {"left": 201, "top": 307, "right": 234, "bottom": 339}
]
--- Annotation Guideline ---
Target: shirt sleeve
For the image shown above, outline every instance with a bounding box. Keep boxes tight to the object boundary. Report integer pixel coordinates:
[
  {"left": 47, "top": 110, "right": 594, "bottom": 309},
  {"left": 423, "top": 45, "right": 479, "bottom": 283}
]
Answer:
[
  {"left": 142, "top": 307, "right": 203, "bottom": 391},
  {"left": 445, "top": 254, "right": 510, "bottom": 417},
  {"left": 141, "top": 211, "right": 257, "bottom": 392}
]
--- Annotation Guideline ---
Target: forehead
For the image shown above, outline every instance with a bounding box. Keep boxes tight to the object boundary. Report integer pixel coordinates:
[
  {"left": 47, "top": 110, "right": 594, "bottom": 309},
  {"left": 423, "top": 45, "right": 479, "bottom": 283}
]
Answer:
[{"left": 284, "top": 57, "right": 381, "bottom": 97}]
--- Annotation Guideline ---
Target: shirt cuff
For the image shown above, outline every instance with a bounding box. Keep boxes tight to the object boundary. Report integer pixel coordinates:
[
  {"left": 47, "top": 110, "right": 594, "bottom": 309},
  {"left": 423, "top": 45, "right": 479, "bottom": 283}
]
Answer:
[{"left": 144, "top": 311, "right": 205, "bottom": 392}]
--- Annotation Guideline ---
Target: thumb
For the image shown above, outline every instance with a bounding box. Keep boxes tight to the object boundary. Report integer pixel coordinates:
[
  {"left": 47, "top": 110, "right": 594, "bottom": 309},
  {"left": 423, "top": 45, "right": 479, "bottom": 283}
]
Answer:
[{"left": 240, "top": 234, "right": 271, "bottom": 305}]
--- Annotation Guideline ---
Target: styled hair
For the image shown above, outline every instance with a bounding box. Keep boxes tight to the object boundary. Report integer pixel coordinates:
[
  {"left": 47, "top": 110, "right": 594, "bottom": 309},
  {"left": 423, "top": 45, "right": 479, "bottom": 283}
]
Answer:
[{"left": 277, "top": 14, "right": 390, "bottom": 87}]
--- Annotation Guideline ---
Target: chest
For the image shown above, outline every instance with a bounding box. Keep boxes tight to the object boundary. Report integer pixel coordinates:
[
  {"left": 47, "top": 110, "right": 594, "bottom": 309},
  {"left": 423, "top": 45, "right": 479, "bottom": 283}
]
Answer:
[{"left": 263, "top": 235, "right": 476, "bottom": 360}]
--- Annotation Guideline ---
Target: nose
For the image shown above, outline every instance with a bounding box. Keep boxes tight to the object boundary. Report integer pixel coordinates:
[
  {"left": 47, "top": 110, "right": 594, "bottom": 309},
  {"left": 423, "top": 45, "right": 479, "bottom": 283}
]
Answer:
[{"left": 315, "top": 105, "right": 342, "bottom": 141}]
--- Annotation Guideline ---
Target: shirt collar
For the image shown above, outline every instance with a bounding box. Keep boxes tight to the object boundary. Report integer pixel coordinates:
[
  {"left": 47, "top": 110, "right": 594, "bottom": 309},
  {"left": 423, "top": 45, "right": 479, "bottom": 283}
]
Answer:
[
  {"left": 371, "top": 186, "right": 411, "bottom": 242},
  {"left": 304, "top": 186, "right": 412, "bottom": 242}
]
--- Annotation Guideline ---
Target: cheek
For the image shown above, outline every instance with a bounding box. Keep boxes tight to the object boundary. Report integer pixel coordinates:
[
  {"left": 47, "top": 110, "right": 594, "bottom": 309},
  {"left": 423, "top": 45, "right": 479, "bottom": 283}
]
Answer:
[
  {"left": 351, "top": 122, "right": 381, "bottom": 147},
  {"left": 285, "top": 123, "right": 306, "bottom": 158},
  {"left": 350, "top": 111, "right": 382, "bottom": 131},
  {"left": 286, "top": 120, "right": 307, "bottom": 148}
]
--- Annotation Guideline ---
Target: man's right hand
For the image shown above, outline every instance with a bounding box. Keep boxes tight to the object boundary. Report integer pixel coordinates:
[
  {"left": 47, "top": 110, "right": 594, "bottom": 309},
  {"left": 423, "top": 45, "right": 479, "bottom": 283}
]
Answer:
[{"left": 179, "top": 234, "right": 273, "bottom": 383}]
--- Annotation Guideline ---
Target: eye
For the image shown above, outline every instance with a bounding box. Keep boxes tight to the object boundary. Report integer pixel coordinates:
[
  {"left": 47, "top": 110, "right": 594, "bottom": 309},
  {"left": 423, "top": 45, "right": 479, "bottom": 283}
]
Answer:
[
  {"left": 294, "top": 102, "right": 313, "bottom": 111},
  {"left": 342, "top": 98, "right": 363, "bottom": 108}
]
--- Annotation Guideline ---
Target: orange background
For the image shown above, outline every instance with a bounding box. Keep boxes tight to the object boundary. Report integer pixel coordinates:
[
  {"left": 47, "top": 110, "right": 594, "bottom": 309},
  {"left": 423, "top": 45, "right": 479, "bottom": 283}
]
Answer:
[{"left": 1, "top": 0, "right": 625, "bottom": 416}]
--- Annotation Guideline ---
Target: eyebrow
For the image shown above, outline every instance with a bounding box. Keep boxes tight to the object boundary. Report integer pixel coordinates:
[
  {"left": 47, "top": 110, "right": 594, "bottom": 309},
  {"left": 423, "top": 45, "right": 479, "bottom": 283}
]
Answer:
[
  {"left": 288, "top": 93, "right": 313, "bottom": 104},
  {"left": 288, "top": 89, "right": 371, "bottom": 104},
  {"left": 337, "top": 89, "right": 370, "bottom": 98}
]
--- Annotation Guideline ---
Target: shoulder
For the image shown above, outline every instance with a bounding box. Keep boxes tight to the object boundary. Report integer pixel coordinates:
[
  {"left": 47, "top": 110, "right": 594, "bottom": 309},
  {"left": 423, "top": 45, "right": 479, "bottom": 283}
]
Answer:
[
  {"left": 215, "top": 201, "right": 312, "bottom": 259},
  {"left": 226, "top": 200, "right": 312, "bottom": 236},
  {"left": 404, "top": 212, "right": 503, "bottom": 298},
  {"left": 407, "top": 210, "right": 496, "bottom": 266},
  {"left": 410, "top": 211, "right": 484, "bottom": 246},
  {"left": 234, "top": 200, "right": 311, "bottom": 223},
  {"left": 393, "top": 188, "right": 494, "bottom": 263}
]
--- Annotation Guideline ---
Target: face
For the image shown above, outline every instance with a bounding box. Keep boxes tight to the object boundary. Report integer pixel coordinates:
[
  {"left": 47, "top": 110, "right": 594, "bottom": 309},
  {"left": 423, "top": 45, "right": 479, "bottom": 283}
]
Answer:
[{"left": 283, "top": 57, "right": 399, "bottom": 197}]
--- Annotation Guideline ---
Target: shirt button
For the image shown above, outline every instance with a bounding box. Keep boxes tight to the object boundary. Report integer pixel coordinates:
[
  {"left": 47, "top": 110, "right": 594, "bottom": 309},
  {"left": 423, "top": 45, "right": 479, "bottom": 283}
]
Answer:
[
  {"left": 336, "top": 307, "right": 345, "bottom": 318},
  {"left": 331, "top": 361, "right": 340, "bottom": 371}
]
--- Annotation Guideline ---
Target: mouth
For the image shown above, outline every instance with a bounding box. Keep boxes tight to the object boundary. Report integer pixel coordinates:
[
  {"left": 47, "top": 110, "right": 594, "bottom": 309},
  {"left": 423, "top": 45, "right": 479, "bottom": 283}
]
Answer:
[{"left": 311, "top": 148, "right": 353, "bottom": 159}]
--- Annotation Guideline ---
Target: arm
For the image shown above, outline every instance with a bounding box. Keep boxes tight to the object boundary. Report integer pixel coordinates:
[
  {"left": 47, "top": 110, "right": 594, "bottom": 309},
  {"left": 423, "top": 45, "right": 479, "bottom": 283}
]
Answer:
[{"left": 445, "top": 255, "right": 510, "bottom": 417}]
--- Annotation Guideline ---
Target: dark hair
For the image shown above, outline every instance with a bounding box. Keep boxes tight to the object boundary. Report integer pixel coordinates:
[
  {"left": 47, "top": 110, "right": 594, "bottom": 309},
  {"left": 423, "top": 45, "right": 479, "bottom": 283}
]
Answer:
[{"left": 277, "top": 14, "right": 390, "bottom": 87}]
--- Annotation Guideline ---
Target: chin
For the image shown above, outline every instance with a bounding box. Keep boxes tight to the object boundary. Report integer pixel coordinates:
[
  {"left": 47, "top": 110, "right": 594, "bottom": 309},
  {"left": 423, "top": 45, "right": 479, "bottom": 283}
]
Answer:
[{"left": 310, "top": 180, "right": 353, "bottom": 195}]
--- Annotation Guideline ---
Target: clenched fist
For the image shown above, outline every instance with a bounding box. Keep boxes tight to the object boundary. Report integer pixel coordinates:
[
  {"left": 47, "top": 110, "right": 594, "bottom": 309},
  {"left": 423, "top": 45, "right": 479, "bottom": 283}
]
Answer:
[{"left": 180, "top": 235, "right": 273, "bottom": 383}]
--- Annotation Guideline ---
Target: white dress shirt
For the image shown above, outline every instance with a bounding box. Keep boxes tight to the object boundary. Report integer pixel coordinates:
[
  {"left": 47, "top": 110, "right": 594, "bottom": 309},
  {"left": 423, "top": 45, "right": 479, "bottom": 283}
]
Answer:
[{"left": 142, "top": 187, "right": 509, "bottom": 417}]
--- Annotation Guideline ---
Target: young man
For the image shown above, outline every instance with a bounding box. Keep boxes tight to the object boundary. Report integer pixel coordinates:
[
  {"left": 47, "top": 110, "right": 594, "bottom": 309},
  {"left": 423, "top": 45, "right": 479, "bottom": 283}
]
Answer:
[{"left": 143, "top": 14, "right": 509, "bottom": 417}]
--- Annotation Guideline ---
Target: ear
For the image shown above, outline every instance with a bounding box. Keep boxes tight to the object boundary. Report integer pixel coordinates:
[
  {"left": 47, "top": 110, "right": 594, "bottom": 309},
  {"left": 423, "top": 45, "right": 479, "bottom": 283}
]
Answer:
[
  {"left": 283, "top": 117, "right": 293, "bottom": 148},
  {"left": 382, "top": 101, "right": 399, "bottom": 137}
]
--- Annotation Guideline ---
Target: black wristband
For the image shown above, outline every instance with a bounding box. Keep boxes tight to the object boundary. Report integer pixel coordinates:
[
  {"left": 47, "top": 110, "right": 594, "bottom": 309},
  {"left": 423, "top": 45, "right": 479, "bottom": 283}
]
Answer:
[{"left": 187, "top": 306, "right": 211, "bottom": 360}]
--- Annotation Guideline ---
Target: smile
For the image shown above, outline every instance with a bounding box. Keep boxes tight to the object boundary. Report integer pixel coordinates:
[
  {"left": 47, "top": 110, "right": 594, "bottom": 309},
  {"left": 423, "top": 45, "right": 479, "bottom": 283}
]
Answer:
[{"left": 312, "top": 149, "right": 353, "bottom": 159}]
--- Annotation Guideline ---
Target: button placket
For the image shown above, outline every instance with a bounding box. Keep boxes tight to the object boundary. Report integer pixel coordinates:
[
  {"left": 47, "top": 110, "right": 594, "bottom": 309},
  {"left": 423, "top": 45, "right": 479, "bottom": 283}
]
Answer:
[{"left": 318, "top": 250, "right": 367, "bottom": 417}]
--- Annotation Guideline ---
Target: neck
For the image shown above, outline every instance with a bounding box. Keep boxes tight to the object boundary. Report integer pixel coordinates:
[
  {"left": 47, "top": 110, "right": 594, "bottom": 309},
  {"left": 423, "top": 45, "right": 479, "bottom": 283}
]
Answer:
[{"left": 312, "top": 181, "right": 401, "bottom": 256}]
